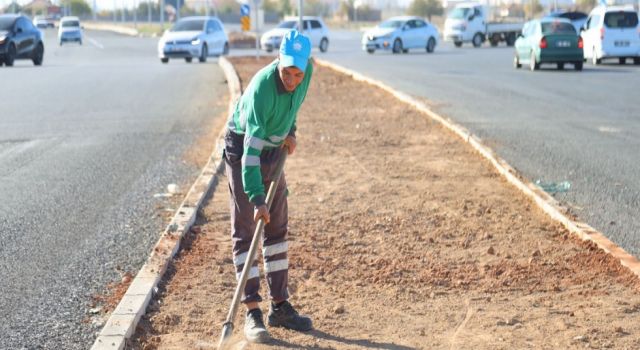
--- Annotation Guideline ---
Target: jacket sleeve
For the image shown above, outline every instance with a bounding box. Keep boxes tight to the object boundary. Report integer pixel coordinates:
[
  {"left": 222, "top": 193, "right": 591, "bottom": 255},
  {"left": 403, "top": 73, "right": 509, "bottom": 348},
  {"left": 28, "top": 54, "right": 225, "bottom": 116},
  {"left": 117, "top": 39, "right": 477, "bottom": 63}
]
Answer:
[{"left": 241, "top": 81, "right": 275, "bottom": 206}]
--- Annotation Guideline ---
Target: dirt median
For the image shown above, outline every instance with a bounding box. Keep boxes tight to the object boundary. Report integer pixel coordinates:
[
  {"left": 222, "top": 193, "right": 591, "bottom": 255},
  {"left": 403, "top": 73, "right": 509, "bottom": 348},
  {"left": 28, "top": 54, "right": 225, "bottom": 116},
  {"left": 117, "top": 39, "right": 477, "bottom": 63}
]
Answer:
[{"left": 127, "top": 57, "right": 640, "bottom": 350}]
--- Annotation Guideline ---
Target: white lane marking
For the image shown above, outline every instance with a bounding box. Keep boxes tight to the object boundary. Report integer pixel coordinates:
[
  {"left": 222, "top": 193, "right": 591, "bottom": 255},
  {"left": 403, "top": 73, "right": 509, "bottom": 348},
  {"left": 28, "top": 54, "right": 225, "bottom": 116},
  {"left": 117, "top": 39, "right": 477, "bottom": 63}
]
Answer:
[
  {"left": 85, "top": 35, "right": 104, "bottom": 49},
  {"left": 598, "top": 126, "right": 621, "bottom": 134}
]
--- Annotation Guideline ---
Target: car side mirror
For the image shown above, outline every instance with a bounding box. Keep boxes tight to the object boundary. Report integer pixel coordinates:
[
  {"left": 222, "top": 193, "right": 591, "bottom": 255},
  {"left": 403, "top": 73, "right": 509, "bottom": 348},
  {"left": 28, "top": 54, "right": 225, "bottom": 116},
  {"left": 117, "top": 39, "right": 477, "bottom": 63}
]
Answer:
[
  {"left": 468, "top": 15, "right": 475, "bottom": 21},
  {"left": 16, "top": 27, "right": 23, "bottom": 33}
]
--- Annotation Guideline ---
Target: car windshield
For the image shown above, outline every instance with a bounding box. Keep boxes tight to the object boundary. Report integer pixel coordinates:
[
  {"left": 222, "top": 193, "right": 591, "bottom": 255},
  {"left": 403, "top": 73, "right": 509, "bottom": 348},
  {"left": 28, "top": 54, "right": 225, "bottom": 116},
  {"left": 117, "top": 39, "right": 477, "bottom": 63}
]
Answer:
[
  {"left": 0, "top": 17, "right": 15, "bottom": 30},
  {"left": 278, "top": 21, "right": 297, "bottom": 29},
  {"left": 378, "top": 20, "right": 403, "bottom": 29},
  {"left": 604, "top": 11, "right": 639, "bottom": 28},
  {"left": 62, "top": 20, "right": 80, "bottom": 27},
  {"left": 171, "top": 19, "right": 204, "bottom": 31},
  {"left": 448, "top": 8, "right": 470, "bottom": 19},
  {"left": 541, "top": 21, "right": 576, "bottom": 34}
]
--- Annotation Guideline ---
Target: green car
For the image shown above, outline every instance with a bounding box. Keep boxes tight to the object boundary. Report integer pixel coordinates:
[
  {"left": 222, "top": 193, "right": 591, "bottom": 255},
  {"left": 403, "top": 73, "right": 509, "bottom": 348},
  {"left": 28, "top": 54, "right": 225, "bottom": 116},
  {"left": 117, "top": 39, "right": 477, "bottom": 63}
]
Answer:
[{"left": 514, "top": 18, "right": 584, "bottom": 71}]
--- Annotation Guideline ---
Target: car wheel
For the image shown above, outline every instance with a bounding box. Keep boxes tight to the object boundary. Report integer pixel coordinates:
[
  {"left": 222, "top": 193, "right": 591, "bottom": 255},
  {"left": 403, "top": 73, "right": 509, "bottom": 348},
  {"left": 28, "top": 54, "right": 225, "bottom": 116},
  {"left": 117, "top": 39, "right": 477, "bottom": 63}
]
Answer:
[
  {"left": 634, "top": 58, "right": 640, "bottom": 65},
  {"left": 199, "top": 44, "right": 208, "bottom": 63},
  {"left": 223, "top": 42, "right": 229, "bottom": 56},
  {"left": 32, "top": 42, "right": 44, "bottom": 66},
  {"left": 619, "top": 57, "right": 626, "bottom": 65},
  {"left": 79, "top": 40, "right": 82, "bottom": 45},
  {"left": 575, "top": 61, "right": 583, "bottom": 71},
  {"left": 489, "top": 34, "right": 500, "bottom": 47},
  {"left": 592, "top": 49, "right": 601, "bottom": 65},
  {"left": 392, "top": 39, "right": 402, "bottom": 54},
  {"left": 472, "top": 33, "right": 483, "bottom": 48},
  {"left": 266, "top": 47, "right": 273, "bottom": 53},
  {"left": 319, "top": 38, "right": 329, "bottom": 53},
  {"left": 59, "top": 41, "right": 63, "bottom": 46},
  {"left": 161, "top": 58, "right": 169, "bottom": 64},
  {"left": 402, "top": 49, "right": 409, "bottom": 53},
  {"left": 513, "top": 54, "right": 521, "bottom": 69},
  {"left": 454, "top": 41, "right": 462, "bottom": 48},
  {"left": 366, "top": 48, "right": 375, "bottom": 54},
  {"left": 426, "top": 37, "right": 435, "bottom": 53},
  {"left": 505, "top": 33, "right": 516, "bottom": 46},
  {"left": 5, "top": 44, "right": 16, "bottom": 67},
  {"left": 529, "top": 51, "right": 539, "bottom": 71},
  {"left": 185, "top": 57, "right": 192, "bottom": 63},
  {"left": 557, "top": 62, "right": 564, "bottom": 70}
]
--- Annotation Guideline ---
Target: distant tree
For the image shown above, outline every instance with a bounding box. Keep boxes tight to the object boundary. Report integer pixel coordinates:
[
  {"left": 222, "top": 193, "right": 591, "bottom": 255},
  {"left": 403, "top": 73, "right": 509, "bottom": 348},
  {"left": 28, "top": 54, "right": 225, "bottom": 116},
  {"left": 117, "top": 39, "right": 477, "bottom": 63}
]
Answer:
[
  {"left": 407, "top": 0, "right": 443, "bottom": 21},
  {"left": 218, "top": 0, "right": 239, "bottom": 14},
  {"left": 5, "top": 2, "right": 22, "bottom": 13},
  {"left": 263, "top": 0, "right": 278, "bottom": 13},
  {"left": 337, "top": 0, "right": 354, "bottom": 20},
  {"left": 60, "top": 0, "right": 91, "bottom": 16},
  {"left": 277, "top": 0, "right": 292, "bottom": 16},
  {"left": 575, "top": 0, "right": 596, "bottom": 13},
  {"left": 304, "top": 0, "right": 330, "bottom": 16},
  {"left": 524, "top": 0, "right": 543, "bottom": 19}
]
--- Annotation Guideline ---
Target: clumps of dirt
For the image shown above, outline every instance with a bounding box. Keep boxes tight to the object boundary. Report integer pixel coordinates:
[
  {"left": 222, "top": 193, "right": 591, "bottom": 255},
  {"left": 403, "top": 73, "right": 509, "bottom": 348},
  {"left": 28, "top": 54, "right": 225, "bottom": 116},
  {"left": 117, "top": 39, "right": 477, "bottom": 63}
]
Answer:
[
  {"left": 228, "top": 31, "right": 257, "bottom": 49},
  {"left": 91, "top": 271, "right": 134, "bottom": 315}
]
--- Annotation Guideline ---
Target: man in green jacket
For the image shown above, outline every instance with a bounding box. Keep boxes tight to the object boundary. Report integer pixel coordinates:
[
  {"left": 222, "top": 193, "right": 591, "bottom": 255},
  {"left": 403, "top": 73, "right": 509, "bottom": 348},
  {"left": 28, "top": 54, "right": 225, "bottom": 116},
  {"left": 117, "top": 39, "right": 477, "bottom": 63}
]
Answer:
[{"left": 223, "top": 30, "right": 313, "bottom": 343}]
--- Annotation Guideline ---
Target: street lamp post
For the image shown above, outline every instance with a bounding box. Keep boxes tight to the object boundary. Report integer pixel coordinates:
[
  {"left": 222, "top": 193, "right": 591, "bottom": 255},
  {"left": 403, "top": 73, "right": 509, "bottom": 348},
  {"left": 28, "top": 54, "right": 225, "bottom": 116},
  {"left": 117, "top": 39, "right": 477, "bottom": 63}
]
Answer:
[{"left": 298, "top": 0, "right": 303, "bottom": 32}]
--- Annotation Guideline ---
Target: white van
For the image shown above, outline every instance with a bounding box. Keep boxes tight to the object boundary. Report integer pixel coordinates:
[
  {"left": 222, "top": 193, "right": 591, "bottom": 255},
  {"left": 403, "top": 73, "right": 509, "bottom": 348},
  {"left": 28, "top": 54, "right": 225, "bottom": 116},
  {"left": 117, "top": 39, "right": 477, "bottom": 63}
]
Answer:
[{"left": 581, "top": 6, "right": 640, "bottom": 65}]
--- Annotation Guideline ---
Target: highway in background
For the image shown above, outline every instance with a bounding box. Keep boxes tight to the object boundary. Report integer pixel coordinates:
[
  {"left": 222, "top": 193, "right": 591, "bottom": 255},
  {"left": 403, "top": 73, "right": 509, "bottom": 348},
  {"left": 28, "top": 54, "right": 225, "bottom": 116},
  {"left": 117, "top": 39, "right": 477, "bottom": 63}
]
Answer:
[
  {"left": 0, "top": 29, "right": 227, "bottom": 349},
  {"left": 320, "top": 30, "right": 640, "bottom": 258}
]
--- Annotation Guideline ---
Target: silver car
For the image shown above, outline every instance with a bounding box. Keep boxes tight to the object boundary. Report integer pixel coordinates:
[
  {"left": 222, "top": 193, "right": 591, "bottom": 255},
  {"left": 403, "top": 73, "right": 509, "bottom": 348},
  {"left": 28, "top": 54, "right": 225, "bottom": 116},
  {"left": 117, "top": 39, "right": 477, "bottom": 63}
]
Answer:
[
  {"left": 362, "top": 16, "right": 439, "bottom": 54},
  {"left": 158, "top": 16, "right": 229, "bottom": 64},
  {"left": 58, "top": 16, "right": 82, "bottom": 45}
]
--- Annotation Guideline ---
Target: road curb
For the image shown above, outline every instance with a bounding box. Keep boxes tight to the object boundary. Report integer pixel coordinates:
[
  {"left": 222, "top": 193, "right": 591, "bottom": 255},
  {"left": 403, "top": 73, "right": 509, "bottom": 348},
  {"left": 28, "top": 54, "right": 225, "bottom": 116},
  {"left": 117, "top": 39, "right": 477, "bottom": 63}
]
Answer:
[
  {"left": 90, "top": 57, "right": 240, "bottom": 350},
  {"left": 314, "top": 58, "right": 640, "bottom": 280}
]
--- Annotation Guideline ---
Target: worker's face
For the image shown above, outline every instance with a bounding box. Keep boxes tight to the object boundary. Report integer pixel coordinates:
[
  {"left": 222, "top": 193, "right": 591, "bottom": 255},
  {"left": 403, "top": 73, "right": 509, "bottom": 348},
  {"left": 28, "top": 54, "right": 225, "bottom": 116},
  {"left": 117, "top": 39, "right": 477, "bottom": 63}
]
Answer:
[{"left": 278, "top": 63, "right": 305, "bottom": 92}]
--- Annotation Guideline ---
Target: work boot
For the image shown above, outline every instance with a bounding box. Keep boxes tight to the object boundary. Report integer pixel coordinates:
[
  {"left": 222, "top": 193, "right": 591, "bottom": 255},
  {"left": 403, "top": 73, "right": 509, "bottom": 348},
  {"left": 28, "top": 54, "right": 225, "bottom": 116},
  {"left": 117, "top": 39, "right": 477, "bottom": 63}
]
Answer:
[
  {"left": 267, "top": 301, "right": 313, "bottom": 331},
  {"left": 244, "top": 308, "right": 270, "bottom": 343}
]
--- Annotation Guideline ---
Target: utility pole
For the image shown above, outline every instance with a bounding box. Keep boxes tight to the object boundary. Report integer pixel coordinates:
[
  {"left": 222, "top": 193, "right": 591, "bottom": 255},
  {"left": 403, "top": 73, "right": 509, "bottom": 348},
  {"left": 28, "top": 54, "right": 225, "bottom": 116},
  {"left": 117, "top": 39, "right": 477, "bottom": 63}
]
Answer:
[
  {"left": 93, "top": 0, "right": 97, "bottom": 20},
  {"left": 160, "top": 0, "right": 165, "bottom": 26},
  {"left": 147, "top": 0, "right": 151, "bottom": 22},
  {"left": 177, "top": 0, "right": 180, "bottom": 19},
  {"left": 298, "top": 0, "right": 303, "bottom": 32},
  {"left": 113, "top": 0, "right": 117, "bottom": 21},
  {"left": 134, "top": 0, "right": 138, "bottom": 28}
]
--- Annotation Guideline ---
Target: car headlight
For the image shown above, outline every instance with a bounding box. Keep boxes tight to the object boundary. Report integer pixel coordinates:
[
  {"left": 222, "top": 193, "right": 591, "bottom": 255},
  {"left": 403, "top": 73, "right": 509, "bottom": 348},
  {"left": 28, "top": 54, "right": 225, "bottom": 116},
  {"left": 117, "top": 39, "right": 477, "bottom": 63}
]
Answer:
[
  {"left": 0, "top": 35, "right": 6, "bottom": 44},
  {"left": 191, "top": 38, "right": 200, "bottom": 45}
]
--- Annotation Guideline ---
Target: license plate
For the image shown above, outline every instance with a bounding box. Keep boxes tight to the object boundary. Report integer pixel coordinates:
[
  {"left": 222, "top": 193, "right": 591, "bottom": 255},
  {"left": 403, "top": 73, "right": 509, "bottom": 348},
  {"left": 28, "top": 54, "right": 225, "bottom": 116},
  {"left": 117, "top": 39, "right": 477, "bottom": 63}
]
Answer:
[
  {"left": 614, "top": 41, "right": 630, "bottom": 47},
  {"left": 556, "top": 41, "right": 570, "bottom": 48}
]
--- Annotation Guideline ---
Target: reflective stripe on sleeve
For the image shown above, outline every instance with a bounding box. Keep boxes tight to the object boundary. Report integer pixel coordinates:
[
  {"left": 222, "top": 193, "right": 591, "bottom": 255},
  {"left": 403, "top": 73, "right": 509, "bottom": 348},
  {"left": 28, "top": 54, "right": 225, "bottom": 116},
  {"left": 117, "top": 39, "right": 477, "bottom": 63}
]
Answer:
[{"left": 242, "top": 155, "right": 261, "bottom": 167}]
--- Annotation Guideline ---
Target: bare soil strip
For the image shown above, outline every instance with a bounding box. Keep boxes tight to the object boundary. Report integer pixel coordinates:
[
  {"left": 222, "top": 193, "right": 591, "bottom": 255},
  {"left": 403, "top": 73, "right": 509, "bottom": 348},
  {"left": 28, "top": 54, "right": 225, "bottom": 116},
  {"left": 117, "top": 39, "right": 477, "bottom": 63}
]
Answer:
[{"left": 128, "top": 57, "right": 640, "bottom": 350}]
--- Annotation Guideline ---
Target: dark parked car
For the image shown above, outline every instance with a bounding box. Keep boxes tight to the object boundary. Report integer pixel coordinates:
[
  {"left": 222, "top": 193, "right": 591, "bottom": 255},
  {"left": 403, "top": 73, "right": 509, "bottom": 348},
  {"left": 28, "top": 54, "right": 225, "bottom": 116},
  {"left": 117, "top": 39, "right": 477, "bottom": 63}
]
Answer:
[{"left": 0, "top": 14, "right": 45, "bottom": 67}]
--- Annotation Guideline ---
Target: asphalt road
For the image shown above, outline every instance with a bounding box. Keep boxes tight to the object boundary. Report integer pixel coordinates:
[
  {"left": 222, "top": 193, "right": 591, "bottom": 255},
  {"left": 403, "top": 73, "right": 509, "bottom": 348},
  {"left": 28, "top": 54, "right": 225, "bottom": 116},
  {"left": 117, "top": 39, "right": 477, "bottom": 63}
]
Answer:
[
  {"left": 0, "top": 29, "right": 227, "bottom": 348},
  {"left": 321, "top": 30, "right": 640, "bottom": 257}
]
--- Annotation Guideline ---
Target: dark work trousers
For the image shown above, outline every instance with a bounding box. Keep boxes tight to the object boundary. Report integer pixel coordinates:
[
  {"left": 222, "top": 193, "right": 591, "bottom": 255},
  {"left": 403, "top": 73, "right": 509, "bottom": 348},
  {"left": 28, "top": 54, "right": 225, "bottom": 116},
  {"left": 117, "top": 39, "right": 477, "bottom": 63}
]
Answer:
[{"left": 224, "top": 130, "right": 289, "bottom": 304}]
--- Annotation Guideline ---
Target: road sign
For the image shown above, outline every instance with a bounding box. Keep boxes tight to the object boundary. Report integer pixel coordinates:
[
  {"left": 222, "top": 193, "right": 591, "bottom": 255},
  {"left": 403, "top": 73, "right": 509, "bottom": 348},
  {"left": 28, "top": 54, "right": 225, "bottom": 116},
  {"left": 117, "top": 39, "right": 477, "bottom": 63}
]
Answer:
[
  {"left": 241, "top": 16, "right": 250, "bottom": 31},
  {"left": 240, "top": 4, "right": 250, "bottom": 17}
]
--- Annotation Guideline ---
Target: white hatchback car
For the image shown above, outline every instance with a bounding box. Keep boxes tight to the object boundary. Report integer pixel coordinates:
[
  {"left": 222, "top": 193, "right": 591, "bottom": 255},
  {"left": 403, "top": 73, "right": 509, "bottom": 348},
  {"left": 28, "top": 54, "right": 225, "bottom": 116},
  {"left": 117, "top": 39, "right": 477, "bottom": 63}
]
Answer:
[
  {"left": 158, "top": 16, "right": 229, "bottom": 64},
  {"left": 260, "top": 16, "right": 330, "bottom": 53},
  {"left": 581, "top": 6, "right": 640, "bottom": 65},
  {"left": 362, "top": 16, "right": 439, "bottom": 54},
  {"left": 58, "top": 16, "right": 82, "bottom": 45}
]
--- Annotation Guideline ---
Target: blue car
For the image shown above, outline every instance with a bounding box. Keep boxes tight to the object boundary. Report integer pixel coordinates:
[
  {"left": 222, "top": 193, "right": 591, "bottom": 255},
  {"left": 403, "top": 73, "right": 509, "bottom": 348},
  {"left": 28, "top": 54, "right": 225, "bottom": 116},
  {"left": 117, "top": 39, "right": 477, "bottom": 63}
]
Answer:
[{"left": 0, "top": 14, "right": 45, "bottom": 67}]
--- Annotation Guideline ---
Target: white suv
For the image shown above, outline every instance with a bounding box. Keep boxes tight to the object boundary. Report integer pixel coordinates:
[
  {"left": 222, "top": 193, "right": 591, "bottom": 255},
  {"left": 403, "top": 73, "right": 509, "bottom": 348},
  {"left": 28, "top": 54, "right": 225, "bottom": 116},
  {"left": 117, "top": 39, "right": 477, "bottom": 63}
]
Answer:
[
  {"left": 581, "top": 6, "right": 640, "bottom": 65},
  {"left": 260, "top": 16, "right": 329, "bottom": 53}
]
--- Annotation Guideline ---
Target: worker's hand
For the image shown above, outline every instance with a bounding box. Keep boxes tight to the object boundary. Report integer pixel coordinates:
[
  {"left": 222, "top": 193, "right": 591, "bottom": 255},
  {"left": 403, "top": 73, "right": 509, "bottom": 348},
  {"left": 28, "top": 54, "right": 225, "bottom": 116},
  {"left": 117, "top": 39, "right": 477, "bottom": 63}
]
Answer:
[
  {"left": 254, "top": 204, "right": 270, "bottom": 224},
  {"left": 282, "top": 135, "right": 296, "bottom": 155}
]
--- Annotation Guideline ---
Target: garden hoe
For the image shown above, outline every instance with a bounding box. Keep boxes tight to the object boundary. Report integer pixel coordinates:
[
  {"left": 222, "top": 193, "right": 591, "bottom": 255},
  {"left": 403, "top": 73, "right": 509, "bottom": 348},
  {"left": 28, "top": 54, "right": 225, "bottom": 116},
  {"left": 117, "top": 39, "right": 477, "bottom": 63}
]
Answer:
[{"left": 217, "top": 150, "right": 288, "bottom": 350}]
